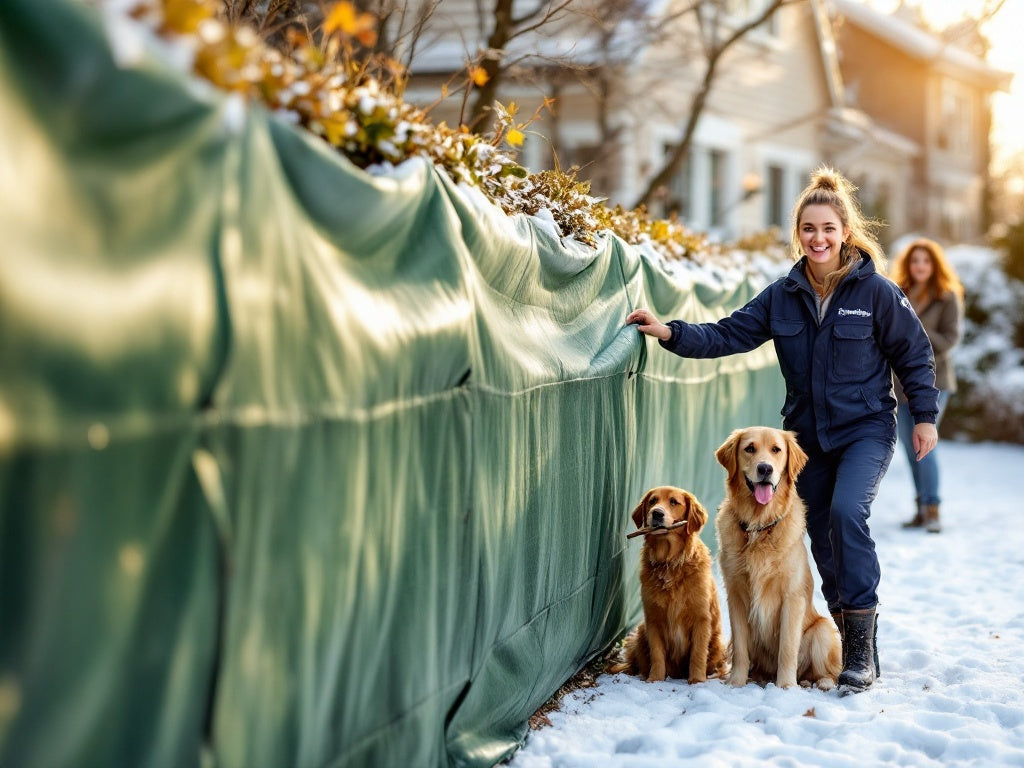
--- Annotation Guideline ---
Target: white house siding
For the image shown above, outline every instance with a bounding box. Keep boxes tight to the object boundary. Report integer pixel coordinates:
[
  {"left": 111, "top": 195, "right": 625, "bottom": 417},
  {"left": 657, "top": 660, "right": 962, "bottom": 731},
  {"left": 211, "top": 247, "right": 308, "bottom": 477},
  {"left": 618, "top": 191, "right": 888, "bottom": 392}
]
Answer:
[{"left": 623, "top": 2, "right": 832, "bottom": 237}]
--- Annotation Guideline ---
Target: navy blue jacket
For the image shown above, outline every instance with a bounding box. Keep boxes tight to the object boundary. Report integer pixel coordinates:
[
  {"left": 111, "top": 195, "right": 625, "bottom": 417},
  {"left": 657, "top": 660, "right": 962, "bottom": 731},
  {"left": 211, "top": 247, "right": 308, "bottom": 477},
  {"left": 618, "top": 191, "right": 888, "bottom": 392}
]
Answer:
[{"left": 660, "top": 251, "right": 939, "bottom": 451}]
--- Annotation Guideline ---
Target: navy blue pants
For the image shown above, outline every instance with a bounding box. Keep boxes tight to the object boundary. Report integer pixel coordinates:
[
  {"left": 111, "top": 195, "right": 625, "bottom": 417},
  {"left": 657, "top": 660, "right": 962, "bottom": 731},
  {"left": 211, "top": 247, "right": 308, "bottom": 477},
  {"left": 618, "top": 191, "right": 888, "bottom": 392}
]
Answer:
[{"left": 796, "top": 434, "right": 896, "bottom": 612}]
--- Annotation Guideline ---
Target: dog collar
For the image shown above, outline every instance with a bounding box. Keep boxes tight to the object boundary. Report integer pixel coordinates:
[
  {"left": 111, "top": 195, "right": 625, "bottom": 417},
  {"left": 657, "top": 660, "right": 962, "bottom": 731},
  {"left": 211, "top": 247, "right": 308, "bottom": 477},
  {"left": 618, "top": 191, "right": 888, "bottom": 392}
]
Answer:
[{"left": 739, "top": 510, "right": 789, "bottom": 535}]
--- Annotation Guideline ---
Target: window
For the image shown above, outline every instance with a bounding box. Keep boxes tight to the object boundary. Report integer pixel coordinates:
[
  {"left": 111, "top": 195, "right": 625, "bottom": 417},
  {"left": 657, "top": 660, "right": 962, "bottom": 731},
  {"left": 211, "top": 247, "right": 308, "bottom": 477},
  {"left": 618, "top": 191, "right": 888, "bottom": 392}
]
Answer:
[
  {"left": 938, "top": 80, "right": 972, "bottom": 155},
  {"left": 766, "top": 164, "right": 786, "bottom": 229},
  {"left": 664, "top": 144, "right": 692, "bottom": 220},
  {"left": 710, "top": 149, "right": 727, "bottom": 227}
]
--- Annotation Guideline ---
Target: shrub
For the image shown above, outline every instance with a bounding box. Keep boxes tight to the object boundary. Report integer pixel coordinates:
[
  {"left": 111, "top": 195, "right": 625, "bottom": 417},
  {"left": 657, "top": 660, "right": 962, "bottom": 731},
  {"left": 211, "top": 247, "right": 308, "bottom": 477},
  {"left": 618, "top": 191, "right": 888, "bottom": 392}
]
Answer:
[{"left": 113, "top": 0, "right": 777, "bottom": 269}]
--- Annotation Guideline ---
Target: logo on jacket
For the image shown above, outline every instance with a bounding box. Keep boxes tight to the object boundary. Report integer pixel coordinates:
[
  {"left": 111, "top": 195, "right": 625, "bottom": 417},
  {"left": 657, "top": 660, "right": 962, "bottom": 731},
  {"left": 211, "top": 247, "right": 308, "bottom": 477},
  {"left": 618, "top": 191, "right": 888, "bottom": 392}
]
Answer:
[{"left": 837, "top": 307, "right": 871, "bottom": 317}]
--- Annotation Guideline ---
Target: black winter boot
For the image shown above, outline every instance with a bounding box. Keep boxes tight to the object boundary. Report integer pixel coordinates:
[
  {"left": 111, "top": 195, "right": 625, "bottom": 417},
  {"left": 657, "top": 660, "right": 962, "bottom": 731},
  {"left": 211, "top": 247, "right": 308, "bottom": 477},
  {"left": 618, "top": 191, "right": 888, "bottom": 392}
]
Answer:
[
  {"left": 873, "top": 611, "right": 880, "bottom": 679},
  {"left": 833, "top": 609, "right": 879, "bottom": 678},
  {"left": 838, "top": 608, "right": 877, "bottom": 693}
]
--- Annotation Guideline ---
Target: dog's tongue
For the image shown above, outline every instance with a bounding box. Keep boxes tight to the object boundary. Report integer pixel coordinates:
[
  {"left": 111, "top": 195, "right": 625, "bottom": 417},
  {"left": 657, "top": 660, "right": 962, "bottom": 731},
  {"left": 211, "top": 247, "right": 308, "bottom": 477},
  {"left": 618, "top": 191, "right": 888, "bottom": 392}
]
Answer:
[{"left": 754, "top": 482, "right": 774, "bottom": 505}]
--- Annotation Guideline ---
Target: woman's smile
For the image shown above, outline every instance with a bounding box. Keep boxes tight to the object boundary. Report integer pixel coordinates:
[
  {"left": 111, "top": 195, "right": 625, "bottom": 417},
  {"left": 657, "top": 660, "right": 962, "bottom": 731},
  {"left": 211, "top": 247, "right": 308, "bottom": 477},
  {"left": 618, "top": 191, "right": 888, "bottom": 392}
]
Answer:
[{"left": 799, "top": 204, "right": 849, "bottom": 277}]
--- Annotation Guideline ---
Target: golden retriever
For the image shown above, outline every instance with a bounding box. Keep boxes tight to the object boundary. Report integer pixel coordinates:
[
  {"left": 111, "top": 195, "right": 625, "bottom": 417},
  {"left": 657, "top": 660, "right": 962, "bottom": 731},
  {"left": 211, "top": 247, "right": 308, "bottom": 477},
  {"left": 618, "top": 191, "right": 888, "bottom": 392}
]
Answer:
[
  {"left": 715, "top": 427, "right": 841, "bottom": 690},
  {"left": 610, "top": 486, "right": 727, "bottom": 683}
]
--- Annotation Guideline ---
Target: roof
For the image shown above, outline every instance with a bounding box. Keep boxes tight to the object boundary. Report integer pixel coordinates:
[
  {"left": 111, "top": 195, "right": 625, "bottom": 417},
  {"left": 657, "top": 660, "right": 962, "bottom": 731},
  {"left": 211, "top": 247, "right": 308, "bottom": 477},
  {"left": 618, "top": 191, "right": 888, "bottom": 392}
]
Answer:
[{"left": 829, "top": 0, "right": 1011, "bottom": 91}]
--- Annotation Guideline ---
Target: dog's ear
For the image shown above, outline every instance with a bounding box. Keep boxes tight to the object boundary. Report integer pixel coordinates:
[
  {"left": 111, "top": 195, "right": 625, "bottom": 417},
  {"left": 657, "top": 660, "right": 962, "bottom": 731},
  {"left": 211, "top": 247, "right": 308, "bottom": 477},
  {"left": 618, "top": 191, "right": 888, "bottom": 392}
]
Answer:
[
  {"left": 631, "top": 491, "right": 651, "bottom": 529},
  {"left": 715, "top": 430, "right": 740, "bottom": 477},
  {"left": 685, "top": 494, "right": 708, "bottom": 536},
  {"left": 784, "top": 430, "right": 808, "bottom": 484}
]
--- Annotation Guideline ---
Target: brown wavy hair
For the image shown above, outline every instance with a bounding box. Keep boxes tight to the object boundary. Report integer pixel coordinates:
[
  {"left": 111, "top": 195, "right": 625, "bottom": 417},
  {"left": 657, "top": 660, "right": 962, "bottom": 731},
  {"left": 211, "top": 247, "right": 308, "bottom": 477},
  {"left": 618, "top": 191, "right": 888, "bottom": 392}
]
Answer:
[
  {"left": 789, "top": 166, "right": 886, "bottom": 272},
  {"left": 889, "top": 238, "right": 964, "bottom": 301}
]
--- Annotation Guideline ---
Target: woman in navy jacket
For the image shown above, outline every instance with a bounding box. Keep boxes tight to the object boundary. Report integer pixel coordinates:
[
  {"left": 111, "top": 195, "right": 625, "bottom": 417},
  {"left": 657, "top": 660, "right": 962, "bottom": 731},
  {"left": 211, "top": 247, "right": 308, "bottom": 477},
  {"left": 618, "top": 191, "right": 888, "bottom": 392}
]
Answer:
[{"left": 626, "top": 167, "right": 939, "bottom": 692}]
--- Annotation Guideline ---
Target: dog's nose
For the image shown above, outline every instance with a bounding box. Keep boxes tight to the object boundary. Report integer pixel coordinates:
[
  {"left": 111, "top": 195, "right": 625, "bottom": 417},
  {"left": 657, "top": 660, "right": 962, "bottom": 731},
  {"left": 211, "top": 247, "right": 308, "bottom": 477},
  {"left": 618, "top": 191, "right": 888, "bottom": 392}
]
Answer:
[
  {"left": 651, "top": 507, "right": 665, "bottom": 526},
  {"left": 756, "top": 462, "right": 773, "bottom": 482}
]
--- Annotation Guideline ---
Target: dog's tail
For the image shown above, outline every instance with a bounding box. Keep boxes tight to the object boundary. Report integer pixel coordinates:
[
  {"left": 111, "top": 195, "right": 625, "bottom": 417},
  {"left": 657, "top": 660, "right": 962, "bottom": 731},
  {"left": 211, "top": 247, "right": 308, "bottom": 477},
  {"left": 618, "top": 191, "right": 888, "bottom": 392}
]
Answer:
[
  {"left": 606, "top": 658, "right": 631, "bottom": 674},
  {"left": 606, "top": 625, "right": 644, "bottom": 675}
]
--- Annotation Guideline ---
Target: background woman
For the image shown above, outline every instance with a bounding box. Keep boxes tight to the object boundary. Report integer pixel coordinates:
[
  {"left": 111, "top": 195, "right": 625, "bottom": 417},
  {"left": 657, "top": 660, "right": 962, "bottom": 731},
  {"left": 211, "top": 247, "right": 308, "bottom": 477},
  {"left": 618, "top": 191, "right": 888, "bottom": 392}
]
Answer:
[{"left": 889, "top": 238, "right": 963, "bottom": 533}]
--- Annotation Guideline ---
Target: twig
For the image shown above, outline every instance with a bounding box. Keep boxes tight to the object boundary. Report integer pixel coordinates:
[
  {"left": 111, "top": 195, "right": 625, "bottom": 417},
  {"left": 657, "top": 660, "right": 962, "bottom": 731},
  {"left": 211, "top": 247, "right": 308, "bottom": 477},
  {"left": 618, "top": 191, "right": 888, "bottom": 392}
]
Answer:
[{"left": 626, "top": 519, "right": 688, "bottom": 539}]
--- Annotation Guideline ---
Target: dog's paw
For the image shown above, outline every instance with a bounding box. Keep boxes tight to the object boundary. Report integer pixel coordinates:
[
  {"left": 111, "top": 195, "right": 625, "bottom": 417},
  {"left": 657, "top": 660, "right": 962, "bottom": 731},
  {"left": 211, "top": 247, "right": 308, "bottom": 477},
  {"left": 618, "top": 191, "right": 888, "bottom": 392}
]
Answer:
[
  {"left": 816, "top": 677, "right": 837, "bottom": 692},
  {"left": 775, "top": 677, "right": 798, "bottom": 689},
  {"left": 726, "top": 673, "right": 748, "bottom": 687}
]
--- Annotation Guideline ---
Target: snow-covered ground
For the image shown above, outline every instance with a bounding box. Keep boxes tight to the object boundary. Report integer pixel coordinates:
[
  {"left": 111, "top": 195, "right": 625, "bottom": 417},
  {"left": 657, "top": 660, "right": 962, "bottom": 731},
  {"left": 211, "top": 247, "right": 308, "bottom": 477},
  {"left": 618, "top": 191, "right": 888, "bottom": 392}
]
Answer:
[{"left": 509, "top": 439, "right": 1024, "bottom": 768}]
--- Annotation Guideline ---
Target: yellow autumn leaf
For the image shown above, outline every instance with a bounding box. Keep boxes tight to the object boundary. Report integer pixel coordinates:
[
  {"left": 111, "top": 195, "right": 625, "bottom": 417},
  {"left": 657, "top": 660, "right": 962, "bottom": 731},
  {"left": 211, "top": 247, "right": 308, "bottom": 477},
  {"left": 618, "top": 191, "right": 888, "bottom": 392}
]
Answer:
[
  {"left": 323, "top": 2, "right": 356, "bottom": 34},
  {"left": 323, "top": 1, "right": 377, "bottom": 45},
  {"left": 317, "top": 117, "right": 349, "bottom": 146},
  {"left": 469, "top": 66, "right": 489, "bottom": 87},
  {"left": 506, "top": 128, "right": 525, "bottom": 148},
  {"left": 162, "top": 0, "right": 214, "bottom": 34}
]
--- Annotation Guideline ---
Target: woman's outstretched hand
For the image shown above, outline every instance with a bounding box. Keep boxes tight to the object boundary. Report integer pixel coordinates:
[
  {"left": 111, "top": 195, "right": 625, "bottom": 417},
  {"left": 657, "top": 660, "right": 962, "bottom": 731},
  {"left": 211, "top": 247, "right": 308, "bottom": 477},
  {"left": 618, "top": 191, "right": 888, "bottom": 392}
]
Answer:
[
  {"left": 625, "top": 308, "right": 672, "bottom": 342},
  {"left": 913, "top": 422, "right": 938, "bottom": 461}
]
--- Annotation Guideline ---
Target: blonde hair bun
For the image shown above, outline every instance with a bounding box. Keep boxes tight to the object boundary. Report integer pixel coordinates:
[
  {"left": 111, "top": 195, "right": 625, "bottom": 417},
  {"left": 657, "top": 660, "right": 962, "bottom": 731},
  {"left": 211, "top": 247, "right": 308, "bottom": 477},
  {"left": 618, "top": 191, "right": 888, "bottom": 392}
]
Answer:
[{"left": 809, "top": 166, "right": 853, "bottom": 195}]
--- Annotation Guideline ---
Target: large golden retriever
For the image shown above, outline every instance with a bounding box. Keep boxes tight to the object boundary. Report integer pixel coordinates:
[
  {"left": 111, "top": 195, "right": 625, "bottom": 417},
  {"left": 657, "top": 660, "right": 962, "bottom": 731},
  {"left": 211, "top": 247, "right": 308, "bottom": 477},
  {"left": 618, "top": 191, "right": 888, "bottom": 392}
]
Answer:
[
  {"left": 715, "top": 427, "right": 841, "bottom": 690},
  {"left": 609, "top": 486, "right": 727, "bottom": 683}
]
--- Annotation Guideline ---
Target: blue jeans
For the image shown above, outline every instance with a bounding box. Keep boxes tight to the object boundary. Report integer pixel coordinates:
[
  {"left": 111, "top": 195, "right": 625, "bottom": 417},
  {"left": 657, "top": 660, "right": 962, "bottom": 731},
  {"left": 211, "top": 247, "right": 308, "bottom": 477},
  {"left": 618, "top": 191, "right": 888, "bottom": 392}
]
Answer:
[
  {"left": 896, "top": 392, "right": 950, "bottom": 506},
  {"left": 797, "top": 434, "right": 896, "bottom": 612}
]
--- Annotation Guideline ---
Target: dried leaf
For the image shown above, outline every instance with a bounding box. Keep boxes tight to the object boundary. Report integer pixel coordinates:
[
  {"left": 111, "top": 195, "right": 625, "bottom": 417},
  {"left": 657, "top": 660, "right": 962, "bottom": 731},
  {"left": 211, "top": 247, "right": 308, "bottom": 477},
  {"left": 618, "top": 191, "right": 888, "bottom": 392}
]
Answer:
[
  {"left": 317, "top": 117, "right": 350, "bottom": 146},
  {"left": 323, "top": 2, "right": 356, "bottom": 35},
  {"left": 162, "top": 0, "right": 213, "bottom": 34},
  {"left": 323, "top": 1, "right": 377, "bottom": 45},
  {"left": 469, "top": 66, "right": 489, "bottom": 87}
]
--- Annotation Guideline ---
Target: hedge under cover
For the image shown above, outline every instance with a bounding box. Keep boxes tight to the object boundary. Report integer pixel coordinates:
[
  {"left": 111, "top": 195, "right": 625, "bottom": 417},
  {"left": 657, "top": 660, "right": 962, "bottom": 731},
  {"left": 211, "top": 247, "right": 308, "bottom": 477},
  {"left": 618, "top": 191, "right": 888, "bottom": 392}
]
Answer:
[{"left": 0, "top": 2, "right": 784, "bottom": 766}]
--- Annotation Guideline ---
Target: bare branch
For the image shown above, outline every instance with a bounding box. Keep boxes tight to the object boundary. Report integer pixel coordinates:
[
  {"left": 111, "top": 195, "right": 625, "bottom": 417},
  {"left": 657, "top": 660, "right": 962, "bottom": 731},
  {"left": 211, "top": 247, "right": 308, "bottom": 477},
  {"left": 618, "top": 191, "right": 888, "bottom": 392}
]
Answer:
[
  {"left": 632, "top": 0, "right": 797, "bottom": 210},
  {"left": 511, "top": 0, "right": 576, "bottom": 29}
]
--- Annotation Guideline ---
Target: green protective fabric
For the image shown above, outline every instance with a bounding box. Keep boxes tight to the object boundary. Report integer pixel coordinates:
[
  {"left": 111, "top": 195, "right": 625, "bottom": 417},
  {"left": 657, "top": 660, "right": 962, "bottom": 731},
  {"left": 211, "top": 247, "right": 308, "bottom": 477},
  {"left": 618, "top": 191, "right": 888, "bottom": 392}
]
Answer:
[{"left": 0, "top": 3, "right": 786, "bottom": 768}]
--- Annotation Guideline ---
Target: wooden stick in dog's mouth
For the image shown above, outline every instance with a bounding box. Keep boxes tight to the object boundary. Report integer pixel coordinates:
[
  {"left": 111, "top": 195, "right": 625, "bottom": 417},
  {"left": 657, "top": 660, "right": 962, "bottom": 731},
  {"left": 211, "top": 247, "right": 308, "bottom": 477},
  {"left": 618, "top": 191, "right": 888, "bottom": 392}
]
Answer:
[{"left": 626, "top": 519, "right": 688, "bottom": 539}]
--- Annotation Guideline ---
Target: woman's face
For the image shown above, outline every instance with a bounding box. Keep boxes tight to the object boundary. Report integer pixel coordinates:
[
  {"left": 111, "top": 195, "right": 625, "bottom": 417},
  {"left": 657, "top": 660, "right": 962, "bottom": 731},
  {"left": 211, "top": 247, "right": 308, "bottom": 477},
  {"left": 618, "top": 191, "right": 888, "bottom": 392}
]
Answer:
[
  {"left": 908, "top": 247, "right": 934, "bottom": 286},
  {"left": 799, "top": 204, "right": 849, "bottom": 273}
]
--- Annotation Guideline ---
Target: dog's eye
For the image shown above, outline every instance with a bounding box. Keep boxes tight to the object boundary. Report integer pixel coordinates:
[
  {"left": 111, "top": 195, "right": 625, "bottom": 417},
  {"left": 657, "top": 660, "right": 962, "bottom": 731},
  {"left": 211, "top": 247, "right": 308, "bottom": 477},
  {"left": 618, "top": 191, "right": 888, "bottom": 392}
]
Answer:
[
  {"left": 771, "top": 445, "right": 782, "bottom": 453},
  {"left": 744, "top": 444, "right": 756, "bottom": 453},
  {"left": 670, "top": 498, "right": 679, "bottom": 506}
]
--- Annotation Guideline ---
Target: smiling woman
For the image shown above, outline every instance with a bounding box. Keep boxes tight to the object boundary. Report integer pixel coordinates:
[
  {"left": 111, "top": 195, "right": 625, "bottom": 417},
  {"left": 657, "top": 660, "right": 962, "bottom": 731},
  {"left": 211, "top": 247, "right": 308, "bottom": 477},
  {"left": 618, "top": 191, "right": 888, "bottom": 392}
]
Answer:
[{"left": 626, "top": 165, "right": 940, "bottom": 692}]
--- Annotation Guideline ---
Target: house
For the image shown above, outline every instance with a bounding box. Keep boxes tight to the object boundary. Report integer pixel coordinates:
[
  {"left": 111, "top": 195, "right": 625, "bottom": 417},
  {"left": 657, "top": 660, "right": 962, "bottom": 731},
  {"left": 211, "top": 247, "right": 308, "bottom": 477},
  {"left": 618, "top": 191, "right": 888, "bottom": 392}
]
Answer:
[
  {"left": 399, "top": 0, "right": 1010, "bottom": 245},
  {"left": 827, "top": 0, "right": 1011, "bottom": 243}
]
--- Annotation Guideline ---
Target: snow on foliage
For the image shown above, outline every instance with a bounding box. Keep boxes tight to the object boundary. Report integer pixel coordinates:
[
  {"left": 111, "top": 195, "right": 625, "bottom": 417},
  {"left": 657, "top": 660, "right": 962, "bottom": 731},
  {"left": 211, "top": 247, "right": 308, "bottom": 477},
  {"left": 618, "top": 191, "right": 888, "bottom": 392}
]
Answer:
[
  {"left": 95, "top": 0, "right": 781, "bottom": 273},
  {"left": 945, "top": 246, "right": 1024, "bottom": 442}
]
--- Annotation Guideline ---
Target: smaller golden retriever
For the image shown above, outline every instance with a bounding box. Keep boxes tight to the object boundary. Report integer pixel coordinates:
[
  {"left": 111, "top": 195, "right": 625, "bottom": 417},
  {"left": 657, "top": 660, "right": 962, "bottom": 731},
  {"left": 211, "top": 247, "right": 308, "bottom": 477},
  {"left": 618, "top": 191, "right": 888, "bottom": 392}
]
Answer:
[
  {"left": 715, "top": 427, "right": 841, "bottom": 690},
  {"left": 610, "top": 486, "right": 727, "bottom": 683}
]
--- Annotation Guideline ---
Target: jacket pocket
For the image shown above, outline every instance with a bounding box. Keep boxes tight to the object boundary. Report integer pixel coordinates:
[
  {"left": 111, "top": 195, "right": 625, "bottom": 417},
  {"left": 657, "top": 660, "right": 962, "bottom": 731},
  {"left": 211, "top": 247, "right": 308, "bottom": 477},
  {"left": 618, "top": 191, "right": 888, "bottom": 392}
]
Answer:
[
  {"left": 832, "top": 322, "right": 874, "bottom": 382},
  {"left": 771, "top": 318, "right": 807, "bottom": 379}
]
